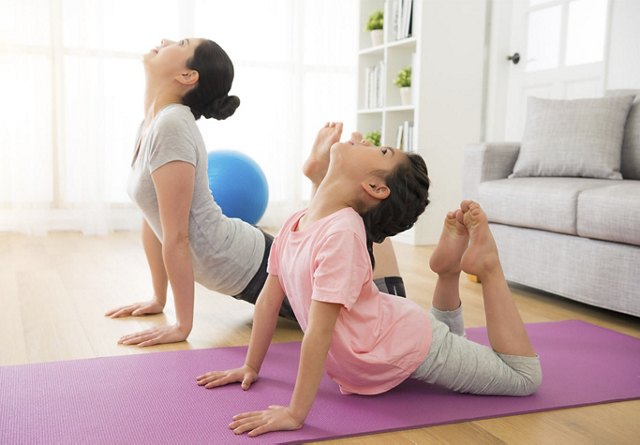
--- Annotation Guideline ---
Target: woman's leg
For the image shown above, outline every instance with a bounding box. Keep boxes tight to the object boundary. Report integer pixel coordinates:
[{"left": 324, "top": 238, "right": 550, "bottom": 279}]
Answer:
[
  {"left": 371, "top": 238, "right": 400, "bottom": 279},
  {"left": 234, "top": 231, "right": 296, "bottom": 320},
  {"left": 371, "top": 238, "right": 407, "bottom": 297}
]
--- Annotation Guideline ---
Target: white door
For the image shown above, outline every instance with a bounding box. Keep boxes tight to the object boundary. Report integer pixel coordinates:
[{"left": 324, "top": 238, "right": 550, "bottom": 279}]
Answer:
[{"left": 504, "top": 0, "right": 610, "bottom": 140}]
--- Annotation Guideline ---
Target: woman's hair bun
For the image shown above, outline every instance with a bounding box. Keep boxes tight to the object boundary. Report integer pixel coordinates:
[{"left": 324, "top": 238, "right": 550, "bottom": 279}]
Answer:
[{"left": 204, "top": 95, "right": 240, "bottom": 120}]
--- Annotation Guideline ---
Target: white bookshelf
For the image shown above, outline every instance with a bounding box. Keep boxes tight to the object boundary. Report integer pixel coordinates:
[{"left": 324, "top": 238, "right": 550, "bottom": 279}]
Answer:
[{"left": 357, "top": 0, "right": 488, "bottom": 245}]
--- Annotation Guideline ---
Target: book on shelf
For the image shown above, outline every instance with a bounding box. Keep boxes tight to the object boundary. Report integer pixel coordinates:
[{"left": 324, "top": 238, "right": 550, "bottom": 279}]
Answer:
[
  {"left": 363, "top": 61, "right": 385, "bottom": 109},
  {"left": 395, "top": 120, "right": 414, "bottom": 152},
  {"left": 387, "top": 0, "right": 413, "bottom": 41}
]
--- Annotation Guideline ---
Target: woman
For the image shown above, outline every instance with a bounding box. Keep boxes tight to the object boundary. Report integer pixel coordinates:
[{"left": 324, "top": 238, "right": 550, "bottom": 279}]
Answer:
[
  {"left": 106, "top": 38, "right": 406, "bottom": 346},
  {"left": 196, "top": 140, "right": 541, "bottom": 438}
]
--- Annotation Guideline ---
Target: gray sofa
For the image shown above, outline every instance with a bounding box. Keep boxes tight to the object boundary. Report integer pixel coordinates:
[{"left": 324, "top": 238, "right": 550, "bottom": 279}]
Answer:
[{"left": 463, "top": 92, "right": 640, "bottom": 318}]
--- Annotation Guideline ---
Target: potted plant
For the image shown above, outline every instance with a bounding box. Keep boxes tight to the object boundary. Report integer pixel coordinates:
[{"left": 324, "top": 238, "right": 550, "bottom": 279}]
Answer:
[
  {"left": 364, "top": 130, "right": 381, "bottom": 147},
  {"left": 394, "top": 66, "right": 412, "bottom": 105},
  {"left": 366, "top": 10, "right": 384, "bottom": 47}
]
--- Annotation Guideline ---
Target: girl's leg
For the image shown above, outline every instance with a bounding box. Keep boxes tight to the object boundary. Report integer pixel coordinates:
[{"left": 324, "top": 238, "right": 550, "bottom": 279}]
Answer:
[
  {"left": 411, "top": 319, "right": 542, "bottom": 396},
  {"left": 429, "top": 209, "right": 468, "bottom": 310},
  {"left": 428, "top": 210, "right": 469, "bottom": 335},
  {"left": 411, "top": 202, "right": 541, "bottom": 396},
  {"left": 460, "top": 200, "right": 536, "bottom": 357}
]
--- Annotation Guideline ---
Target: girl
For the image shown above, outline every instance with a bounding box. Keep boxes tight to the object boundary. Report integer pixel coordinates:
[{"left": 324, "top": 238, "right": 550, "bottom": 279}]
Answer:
[
  {"left": 196, "top": 140, "right": 542, "bottom": 437},
  {"left": 105, "top": 37, "right": 406, "bottom": 346}
]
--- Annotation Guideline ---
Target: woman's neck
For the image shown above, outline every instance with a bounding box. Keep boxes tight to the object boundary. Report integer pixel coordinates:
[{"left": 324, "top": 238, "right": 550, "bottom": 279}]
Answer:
[{"left": 143, "top": 81, "right": 183, "bottom": 125}]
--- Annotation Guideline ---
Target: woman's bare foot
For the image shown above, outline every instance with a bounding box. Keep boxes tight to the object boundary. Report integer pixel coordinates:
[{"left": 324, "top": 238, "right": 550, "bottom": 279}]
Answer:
[
  {"left": 302, "top": 122, "right": 343, "bottom": 185},
  {"left": 429, "top": 209, "right": 469, "bottom": 275},
  {"left": 459, "top": 201, "right": 501, "bottom": 278}
]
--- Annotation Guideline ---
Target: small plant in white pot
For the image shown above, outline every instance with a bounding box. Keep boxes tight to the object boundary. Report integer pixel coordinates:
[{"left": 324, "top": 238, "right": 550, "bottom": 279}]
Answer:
[
  {"left": 366, "top": 10, "right": 384, "bottom": 47},
  {"left": 394, "top": 66, "right": 412, "bottom": 106}
]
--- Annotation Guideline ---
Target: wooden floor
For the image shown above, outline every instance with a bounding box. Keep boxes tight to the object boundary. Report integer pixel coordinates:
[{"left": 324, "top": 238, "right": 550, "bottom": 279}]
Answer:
[{"left": 1, "top": 231, "right": 639, "bottom": 444}]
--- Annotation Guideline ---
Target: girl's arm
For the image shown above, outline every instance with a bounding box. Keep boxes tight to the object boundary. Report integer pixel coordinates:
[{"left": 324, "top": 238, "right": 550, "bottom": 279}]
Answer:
[
  {"left": 228, "top": 300, "right": 341, "bottom": 437},
  {"left": 105, "top": 219, "right": 168, "bottom": 318},
  {"left": 117, "top": 160, "right": 196, "bottom": 346},
  {"left": 289, "top": 300, "right": 341, "bottom": 420},
  {"left": 196, "top": 274, "right": 285, "bottom": 389}
]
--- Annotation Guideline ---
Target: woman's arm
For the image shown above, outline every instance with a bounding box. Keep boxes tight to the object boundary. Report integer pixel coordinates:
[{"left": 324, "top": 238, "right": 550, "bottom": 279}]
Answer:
[
  {"left": 228, "top": 300, "right": 341, "bottom": 437},
  {"left": 196, "top": 274, "right": 285, "bottom": 388},
  {"left": 105, "top": 220, "right": 167, "bottom": 318},
  {"left": 245, "top": 274, "right": 287, "bottom": 372},
  {"left": 117, "top": 160, "right": 196, "bottom": 346},
  {"left": 142, "top": 218, "right": 169, "bottom": 307}
]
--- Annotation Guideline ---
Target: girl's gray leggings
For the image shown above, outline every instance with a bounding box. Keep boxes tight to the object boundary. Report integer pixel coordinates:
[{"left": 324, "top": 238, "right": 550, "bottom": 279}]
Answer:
[{"left": 410, "top": 306, "right": 542, "bottom": 396}]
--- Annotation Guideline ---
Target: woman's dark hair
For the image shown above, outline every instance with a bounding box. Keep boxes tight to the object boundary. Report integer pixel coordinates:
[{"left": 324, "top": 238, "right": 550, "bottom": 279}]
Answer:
[
  {"left": 182, "top": 39, "right": 240, "bottom": 121},
  {"left": 362, "top": 153, "right": 430, "bottom": 268}
]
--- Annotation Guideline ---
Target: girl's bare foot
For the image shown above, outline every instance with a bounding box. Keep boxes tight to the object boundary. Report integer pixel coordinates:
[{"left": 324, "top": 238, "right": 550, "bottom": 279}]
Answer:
[
  {"left": 429, "top": 209, "right": 469, "bottom": 275},
  {"left": 459, "top": 201, "right": 501, "bottom": 278},
  {"left": 302, "top": 122, "right": 343, "bottom": 185}
]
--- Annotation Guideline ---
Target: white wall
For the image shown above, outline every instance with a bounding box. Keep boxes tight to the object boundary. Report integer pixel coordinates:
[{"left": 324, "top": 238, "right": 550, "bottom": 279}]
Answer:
[
  {"left": 606, "top": 0, "right": 640, "bottom": 89},
  {"left": 411, "top": 0, "right": 487, "bottom": 244}
]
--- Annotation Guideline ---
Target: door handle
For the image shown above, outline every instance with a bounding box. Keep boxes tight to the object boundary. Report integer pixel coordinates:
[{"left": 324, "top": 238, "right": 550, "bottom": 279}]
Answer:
[{"left": 507, "top": 52, "right": 520, "bottom": 65}]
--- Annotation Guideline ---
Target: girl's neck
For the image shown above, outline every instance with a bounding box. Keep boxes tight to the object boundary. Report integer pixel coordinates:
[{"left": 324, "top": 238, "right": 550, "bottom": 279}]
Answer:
[{"left": 300, "top": 180, "right": 354, "bottom": 230}]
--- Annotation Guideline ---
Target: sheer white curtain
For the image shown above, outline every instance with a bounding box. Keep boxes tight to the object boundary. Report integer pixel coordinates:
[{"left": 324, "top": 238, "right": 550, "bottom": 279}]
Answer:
[{"left": 0, "top": 0, "right": 356, "bottom": 234}]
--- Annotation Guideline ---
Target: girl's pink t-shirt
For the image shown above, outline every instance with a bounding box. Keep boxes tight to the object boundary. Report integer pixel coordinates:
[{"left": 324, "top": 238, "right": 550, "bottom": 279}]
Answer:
[{"left": 268, "top": 207, "right": 431, "bottom": 395}]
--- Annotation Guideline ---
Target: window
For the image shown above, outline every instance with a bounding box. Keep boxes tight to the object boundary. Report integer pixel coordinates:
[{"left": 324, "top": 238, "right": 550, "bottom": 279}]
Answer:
[
  {"left": 0, "top": 0, "right": 356, "bottom": 233},
  {"left": 525, "top": 0, "right": 608, "bottom": 72}
]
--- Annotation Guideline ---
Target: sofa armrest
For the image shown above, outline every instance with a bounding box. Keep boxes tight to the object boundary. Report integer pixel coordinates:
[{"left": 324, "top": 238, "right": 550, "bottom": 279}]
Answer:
[{"left": 462, "top": 143, "right": 521, "bottom": 201}]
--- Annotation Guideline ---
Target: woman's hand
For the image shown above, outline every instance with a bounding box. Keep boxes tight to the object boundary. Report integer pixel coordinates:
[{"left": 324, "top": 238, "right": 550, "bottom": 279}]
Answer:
[
  {"left": 349, "top": 131, "right": 364, "bottom": 144},
  {"left": 117, "top": 324, "right": 189, "bottom": 347},
  {"left": 229, "top": 405, "right": 303, "bottom": 437},
  {"left": 105, "top": 299, "right": 164, "bottom": 318},
  {"left": 196, "top": 364, "right": 258, "bottom": 390}
]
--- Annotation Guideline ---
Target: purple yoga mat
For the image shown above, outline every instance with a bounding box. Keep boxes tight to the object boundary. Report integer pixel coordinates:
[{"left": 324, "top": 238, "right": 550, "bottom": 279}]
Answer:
[{"left": 1, "top": 320, "right": 639, "bottom": 444}]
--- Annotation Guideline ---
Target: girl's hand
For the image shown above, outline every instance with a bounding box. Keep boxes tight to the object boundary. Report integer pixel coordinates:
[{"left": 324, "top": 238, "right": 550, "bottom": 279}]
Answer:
[
  {"left": 229, "top": 405, "right": 303, "bottom": 437},
  {"left": 105, "top": 299, "right": 164, "bottom": 318},
  {"left": 196, "top": 364, "right": 258, "bottom": 390},
  {"left": 117, "top": 324, "right": 189, "bottom": 347}
]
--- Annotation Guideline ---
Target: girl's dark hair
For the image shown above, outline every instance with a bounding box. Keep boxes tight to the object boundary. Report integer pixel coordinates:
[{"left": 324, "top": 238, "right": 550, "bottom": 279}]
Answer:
[
  {"left": 362, "top": 153, "right": 430, "bottom": 268},
  {"left": 182, "top": 39, "right": 240, "bottom": 120}
]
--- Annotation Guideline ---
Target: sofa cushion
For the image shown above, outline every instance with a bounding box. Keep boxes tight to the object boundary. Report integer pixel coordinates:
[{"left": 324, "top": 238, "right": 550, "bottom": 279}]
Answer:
[
  {"left": 510, "top": 95, "right": 634, "bottom": 179},
  {"left": 478, "top": 177, "right": 611, "bottom": 235},
  {"left": 606, "top": 90, "right": 640, "bottom": 179},
  {"left": 577, "top": 180, "right": 640, "bottom": 246}
]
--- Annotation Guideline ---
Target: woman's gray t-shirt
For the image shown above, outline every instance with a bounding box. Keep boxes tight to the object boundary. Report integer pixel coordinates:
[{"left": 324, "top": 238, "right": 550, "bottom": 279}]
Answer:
[{"left": 127, "top": 104, "right": 264, "bottom": 295}]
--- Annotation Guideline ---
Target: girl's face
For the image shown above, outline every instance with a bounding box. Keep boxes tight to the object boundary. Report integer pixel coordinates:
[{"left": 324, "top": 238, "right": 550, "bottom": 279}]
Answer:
[
  {"left": 143, "top": 38, "right": 201, "bottom": 78},
  {"left": 331, "top": 139, "right": 406, "bottom": 178}
]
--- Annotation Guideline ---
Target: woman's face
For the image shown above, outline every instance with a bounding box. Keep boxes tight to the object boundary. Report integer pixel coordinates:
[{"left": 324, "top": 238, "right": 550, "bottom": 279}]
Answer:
[{"left": 143, "top": 38, "right": 201, "bottom": 78}]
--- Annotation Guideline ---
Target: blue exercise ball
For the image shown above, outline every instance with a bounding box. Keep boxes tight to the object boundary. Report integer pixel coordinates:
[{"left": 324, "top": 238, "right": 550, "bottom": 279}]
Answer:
[{"left": 207, "top": 150, "right": 269, "bottom": 225}]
